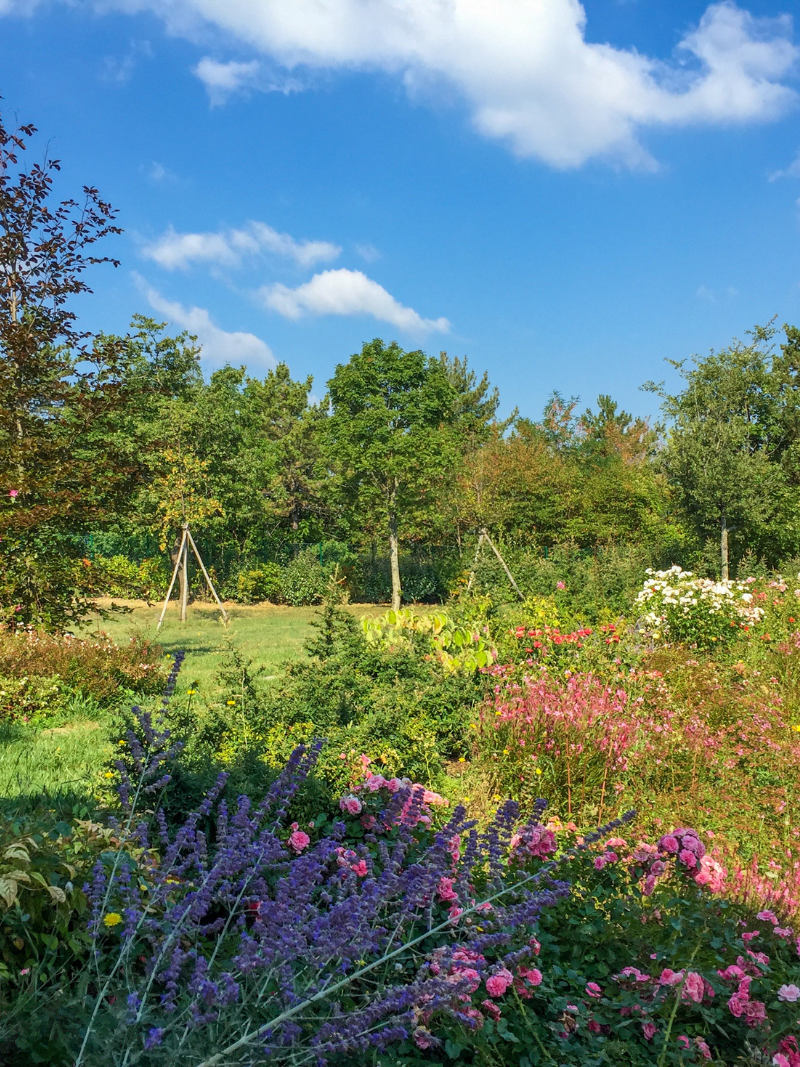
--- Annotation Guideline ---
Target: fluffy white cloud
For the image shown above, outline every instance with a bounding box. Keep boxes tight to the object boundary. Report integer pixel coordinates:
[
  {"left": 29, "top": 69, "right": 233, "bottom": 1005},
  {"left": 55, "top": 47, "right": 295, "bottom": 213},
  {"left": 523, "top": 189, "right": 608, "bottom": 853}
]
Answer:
[
  {"left": 261, "top": 268, "right": 449, "bottom": 334},
  {"left": 193, "top": 56, "right": 304, "bottom": 103},
  {"left": 193, "top": 58, "right": 261, "bottom": 105},
  {"left": 61, "top": 0, "right": 799, "bottom": 168},
  {"left": 142, "top": 221, "right": 341, "bottom": 270},
  {"left": 138, "top": 277, "right": 276, "bottom": 369}
]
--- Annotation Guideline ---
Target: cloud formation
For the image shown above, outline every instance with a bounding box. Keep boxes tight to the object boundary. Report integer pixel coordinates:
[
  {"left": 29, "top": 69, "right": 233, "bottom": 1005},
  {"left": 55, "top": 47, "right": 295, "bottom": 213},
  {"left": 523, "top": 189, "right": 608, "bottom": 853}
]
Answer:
[
  {"left": 69, "top": 0, "right": 800, "bottom": 168},
  {"left": 142, "top": 222, "right": 341, "bottom": 270},
  {"left": 193, "top": 57, "right": 304, "bottom": 104},
  {"left": 769, "top": 149, "right": 800, "bottom": 180},
  {"left": 139, "top": 277, "right": 276, "bottom": 369},
  {"left": 261, "top": 268, "right": 449, "bottom": 334}
]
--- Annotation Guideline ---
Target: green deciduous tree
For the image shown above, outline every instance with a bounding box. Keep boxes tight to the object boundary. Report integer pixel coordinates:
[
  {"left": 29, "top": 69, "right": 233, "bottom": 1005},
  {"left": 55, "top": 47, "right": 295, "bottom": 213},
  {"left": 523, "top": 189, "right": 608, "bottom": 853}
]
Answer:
[
  {"left": 326, "top": 339, "right": 457, "bottom": 609},
  {"left": 648, "top": 323, "right": 800, "bottom": 578}
]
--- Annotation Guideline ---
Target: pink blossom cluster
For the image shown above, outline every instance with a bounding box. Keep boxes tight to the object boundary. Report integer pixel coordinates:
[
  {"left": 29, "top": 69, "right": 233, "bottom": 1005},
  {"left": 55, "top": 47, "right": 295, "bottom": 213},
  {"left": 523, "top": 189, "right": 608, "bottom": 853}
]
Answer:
[{"left": 509, "top": 823, "right": 557, "bottom": 863}]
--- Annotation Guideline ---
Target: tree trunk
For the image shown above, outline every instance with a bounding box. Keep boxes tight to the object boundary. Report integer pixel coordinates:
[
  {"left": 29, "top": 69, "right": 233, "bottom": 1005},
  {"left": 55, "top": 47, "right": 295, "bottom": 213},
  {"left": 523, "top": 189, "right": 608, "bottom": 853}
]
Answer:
[
  {"left": 179, "top": 538, "right": 189, "bottom": 622},
  {"left": 388, "top": 487, "right": 401, "bottom": 611},
  {"left": 720, "top": 513, "right": 729, "bottom": 581}
]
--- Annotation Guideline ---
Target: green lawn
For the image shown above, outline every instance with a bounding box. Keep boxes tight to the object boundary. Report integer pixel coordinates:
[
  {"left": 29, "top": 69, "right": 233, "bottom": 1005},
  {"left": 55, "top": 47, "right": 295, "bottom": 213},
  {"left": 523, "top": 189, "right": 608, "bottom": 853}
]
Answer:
[
  {"left": 78, "top": 599, "right": 387, "bottom": 695},
  {"left": 0, "top": 601, "right": 386, "bottom": 815}
]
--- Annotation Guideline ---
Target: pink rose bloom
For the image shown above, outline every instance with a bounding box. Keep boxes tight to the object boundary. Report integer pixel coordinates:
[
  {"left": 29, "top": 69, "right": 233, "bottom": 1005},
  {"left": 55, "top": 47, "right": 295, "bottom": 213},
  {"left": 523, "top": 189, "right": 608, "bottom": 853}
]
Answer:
[
  {"left": 773, "top": 1055, "right": 791, "bottom": 1067},
  {"left": 586, "top": 981, "right": 602, "bottom": 998},
  {"left": 288, "top": 830, "right": 310, "bottom": 853},
  {"left": 718, "top": 965, "right": 745, "bottom": 981},
  {"left": 758, "top": 910, "right": 779, "bottom": 924},
  {"left": 642, "top": 1022, "right": 657, "bottom": 1041},
  {"left": 364, "top": 774, "right": 388, "bottom": 792},
  {"left": 617, "top": 967, "right": 651, "bottom": 983},
  {"left": 9, "top": 489, "right": 18, "bottom": 499},
  {"left": 594, "top": 855, "right": 607, "bottom": 871},
  {"left": 678, "top": 1035, "right": 690, "bottom": 1049},
  {"left": 448, "top": 904, "right": 463, "bottom": 921},
  {"left": 462, "top": 1007, "right": 484, "bottom": 1030},
  {"left": 643, "top": 874, "right": 657, "bottom": 896},
  {"left": 659, "top": 968, "right": 685, "bottom": 987},
  {"left": 695, "top": 1037, "right": 712, "bottom": 1060},
  {"left": 775, "top": 927, "right": 794, "bottom": 939},
  {"left": 339, "top": 795, "right": 362, "bottom": 816},
  {"left": 556, "top": 581, "right": 566, "bottom": 590},
  {"left": 659, "top": 834, "right": 680, "bottom": 854},
  {"left": 744, "top": 999, "right": 768, "bottom": 1027},
  {"left": 518, "top": 966, "right": 542, "bottom": 987},
  {"left": 779, "top": 984, "right": 800, "bottom": 1003},
  {"left": 481, "top": 998, "right": 501, "bottom": 1021},
  {"left": 436, "top": 877, "right": 459, "bottom": 903},
  {"left": 694, "top": 854, "right": 726, "bottom": 892},
  {"left": 679, "top": 849, "right": 698, "bottom": 869},
  {"left": 350, "top": 859, "right": 368, "bottom": 877},
  {"left": 485, "top": 968, "right": 514, "bottom": 998},
  {"left": 587, "top": 1019, "right": 602, "bottom": 1034},
  {"left": 742, "top": 931, "right": 760, "bottom": 943},
  {"left": 682, "top": 971, "right": 705, "bottom": 1003},
  {"left": 386, "top": 778, "right": 403, "bottom": 793},
  {"left": 728, "top": 994, "right": 747, "bottom": 1018},
  {"left": 360, "top": 814, "right": 376, "bottom": 830},
  {"left": 450, "top": 967, "right": 481, "bottom": 992},
  {"left": 606, "top": 837, "right": 627, "bottom": 849},
  {"left": 748, "top": 950, "right": 770, "bottom": 967},
  {"left": 529, "top": 936, "right": 541, "bottom": 956}
]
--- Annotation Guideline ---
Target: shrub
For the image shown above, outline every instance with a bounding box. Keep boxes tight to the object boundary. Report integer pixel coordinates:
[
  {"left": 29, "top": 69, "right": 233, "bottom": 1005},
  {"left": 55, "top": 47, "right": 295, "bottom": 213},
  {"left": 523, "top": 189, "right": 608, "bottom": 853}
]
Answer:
[
  {"left": 235, "top": 562, "right": 284, "bottom": 604},
  {"left": 635, "top": 565, "right": 765, "bottom": 648},
  {"left": 0, "top": 674, "right": 64, "bottom": 722},
  {"left": 281, "top": 548, "right": 333, "bottom": 606},
  {"left": 0, "top": 628, "right": 167, "bottom": 704},
  {"left": 362, "top": 608, "right": 496, "bottom": 673},
  {"left": 89, "top": 555, "right": 169, "bottom": 601}
]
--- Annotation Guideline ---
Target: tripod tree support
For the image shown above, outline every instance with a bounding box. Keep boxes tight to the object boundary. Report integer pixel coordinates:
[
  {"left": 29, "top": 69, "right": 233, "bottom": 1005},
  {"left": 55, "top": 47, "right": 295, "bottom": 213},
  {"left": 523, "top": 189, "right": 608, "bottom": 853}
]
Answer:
[
  {"left": 465, "top": 527, "right": 524, "bottom": 601},
  {"left": 156, "top": 524, "right": 229, "bottom": 631}
]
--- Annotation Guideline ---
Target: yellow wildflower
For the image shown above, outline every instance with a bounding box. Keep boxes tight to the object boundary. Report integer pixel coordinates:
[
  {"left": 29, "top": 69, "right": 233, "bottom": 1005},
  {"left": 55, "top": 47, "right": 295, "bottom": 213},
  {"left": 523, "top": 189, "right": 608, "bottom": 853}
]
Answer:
[
  {"left": 226, "top": 700, "right": 236, "bottom": 706},
  {"left": 535, "top": 768, "right": 543, "bottom": 775},
  {"left": 103, "top": 772, "right": 114, "bottom": 779},
  {"left": 103, "top": 912, "right": 122, "bottom": 927},
  {"left": 187, "top": 689, "right": 196, "bottom": 696}
]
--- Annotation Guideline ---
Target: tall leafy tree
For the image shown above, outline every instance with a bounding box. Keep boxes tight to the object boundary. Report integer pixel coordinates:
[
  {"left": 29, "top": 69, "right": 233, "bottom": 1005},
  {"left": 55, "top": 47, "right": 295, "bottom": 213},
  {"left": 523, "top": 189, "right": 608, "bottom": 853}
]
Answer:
[
  {"left": 648, "top": 323, "right": 800, "bottom": 577},
  {"left": 0, "top": 107, "right": 135, "bottom": 627},
  {"left": 326, "top": 339, "right": 457, "bottom": 609}
]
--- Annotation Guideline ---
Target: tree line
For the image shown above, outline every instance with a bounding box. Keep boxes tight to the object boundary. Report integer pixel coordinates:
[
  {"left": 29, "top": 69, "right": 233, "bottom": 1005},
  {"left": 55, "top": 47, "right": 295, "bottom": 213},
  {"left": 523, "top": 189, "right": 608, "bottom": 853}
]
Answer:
[{"left": 3, "top": 108, "right": 800, "bottom": 628}]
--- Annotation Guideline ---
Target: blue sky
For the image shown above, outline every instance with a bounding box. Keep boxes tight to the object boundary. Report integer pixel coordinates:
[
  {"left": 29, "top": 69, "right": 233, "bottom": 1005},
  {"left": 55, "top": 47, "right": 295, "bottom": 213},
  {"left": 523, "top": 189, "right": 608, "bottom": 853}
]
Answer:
[{"left": 2, "top": 0, "right": 800, "bottom": 422}]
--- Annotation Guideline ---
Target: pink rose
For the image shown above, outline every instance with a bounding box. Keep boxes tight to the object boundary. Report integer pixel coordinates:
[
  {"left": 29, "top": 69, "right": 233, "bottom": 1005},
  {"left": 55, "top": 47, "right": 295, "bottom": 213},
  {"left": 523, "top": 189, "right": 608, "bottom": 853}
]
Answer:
[
  {"left": 288, "top": 830, "right": 310, "bottom": 853},
  {"left": 585, "top": 981, "right": 602, "bottom": 998},
  {"left": 682, "top": 971, "right": 704, "bottom": 1003},
  {"left": 485, "top": 968, "right": 514, "bottom": 998},
  {"left": 659, "top": 968, "right": 685, "bottom": 987},
  {"left": 696, "top": 1037, "right": 712, "bottom": 1060},
  {"left": 587, "top": 1019, "right": 601, "bottom": 1034},
  {"left": 718, "top": 964, "right": 745, "bottom": 981},
  {"left": 728, "top": 994, "right": 747, "bottom": 1018},
  {"left": 679, "top": 849, "right": 697, "bottom": 869},
  {"left": 339, "top": 794, "right": 363, "bottom": 816},
  {"left": 413, "top": 1028, "right": 436, "bottom": 1049},
  {"left": 744, "top": 999, "right": 767, "bottom": 1028},
  {"left": 8, "top": 489, "right": 18, "bottom": 499},
  {"left": 773, "top": 1055, "right": 791, "bottom": 1067},
  {"left": 481, "top": 998, "right": 501, "bottom": 1021},
  {"left": 518, "top": 966, "right": 542, "bottom": 987},
  {"left": 642, "top": 1022, "right": 657, "bottom": 1041},
  {"left": 779, "top": 984, "right": 800, "bottom": 1003},
  {"left": 758, "top": 910, "right": 779, "bottom": 924},
  {"left": 350, "top": 859, "right": 368, "bottom": 877},
  {"left": 678, "top": 1035, "right": 690, "bottom": 1049},
  {"left": 436, "top": 877, "right": 459, "bottom": 903},
  {"left": 594, "top": 855, "right": 607, "bottom": 871},
  {"left": 659, "top": 834, "right": 680, "bottom": 854}
]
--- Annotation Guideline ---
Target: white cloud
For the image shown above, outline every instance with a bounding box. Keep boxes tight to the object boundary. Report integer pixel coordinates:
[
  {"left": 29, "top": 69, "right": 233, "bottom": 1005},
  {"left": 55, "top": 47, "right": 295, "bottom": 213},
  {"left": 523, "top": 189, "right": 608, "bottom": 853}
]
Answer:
[
  {"left": 142, "top": 221, "right": 341, "bottom": 270},
  {"left": 770, "top": 149, "right": 800, "bottom": 180},
  {"left": 136, "top": 276, "right": 276, "bottom": 369},
  {"left": 193, "top": 58, "right": 261, "bottom": 105},
  {"left": 145, "top": 161, "right": 180, "bottom": 184},
  {"left": 355, "top": 243, "right": 381, "bottom": 262},
  {"left": 261, "top": 268, "right": 449, "bottom": 334},
  {"left": 193, "top": 56, "right": 305, "bottom": 105},
  {"left": 67, "top": 0, "right": 800, "bottom": 168}
]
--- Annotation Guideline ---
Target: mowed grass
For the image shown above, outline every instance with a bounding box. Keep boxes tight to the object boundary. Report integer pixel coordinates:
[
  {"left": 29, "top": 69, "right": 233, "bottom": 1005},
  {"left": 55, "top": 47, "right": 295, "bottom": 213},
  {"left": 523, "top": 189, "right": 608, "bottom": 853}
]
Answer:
[{"left": 0, "top": 600, "right": 386, "bottom": 814}]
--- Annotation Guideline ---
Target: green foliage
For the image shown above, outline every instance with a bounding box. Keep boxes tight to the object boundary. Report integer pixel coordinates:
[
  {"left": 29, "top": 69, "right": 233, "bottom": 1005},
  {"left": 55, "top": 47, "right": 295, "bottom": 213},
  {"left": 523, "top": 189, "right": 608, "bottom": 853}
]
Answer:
[
  {"left": 0, "top": 674, "right": 64, "bottom": 723},
  {"left": 362, "top": 607, "right": 496, "bottom": 673},
  {"left": 89, "top": 555, "right": 168, "bottom": 601},
  {"left": 235, "top": 562, "right": 284, "bottom": 604}
]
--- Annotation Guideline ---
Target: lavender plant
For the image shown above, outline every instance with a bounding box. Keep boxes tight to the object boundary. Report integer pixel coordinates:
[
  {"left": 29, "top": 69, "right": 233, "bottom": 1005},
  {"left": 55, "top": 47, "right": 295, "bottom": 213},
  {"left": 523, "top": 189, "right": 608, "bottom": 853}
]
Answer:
[{"left": 59, "top": 653, "right": 631, "bottom": 1066}]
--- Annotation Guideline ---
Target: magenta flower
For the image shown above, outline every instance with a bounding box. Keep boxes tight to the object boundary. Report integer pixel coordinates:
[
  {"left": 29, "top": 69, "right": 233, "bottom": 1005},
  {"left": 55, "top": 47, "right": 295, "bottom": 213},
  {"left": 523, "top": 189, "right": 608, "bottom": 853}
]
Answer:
[
  {"left": 642, "top": 1022, "right": 657, "bottom": 1041},
  {"left": 659, "top": 834, "right": 679, "bottom": 854},
  {"left": 339, "top": 794, "right": 362, "bottom": 816},
  {"left": 485, "top": 967, "right": 514, "bottom": 998},
  {"left": 758, "top": 909, "right": 779, "bottom": 924},
  {"left": 682, "top": 971, "right": 705, "bottom": 1003},
  {"left": 585, "top": 981, "right": 602, "bottom": 998}
]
